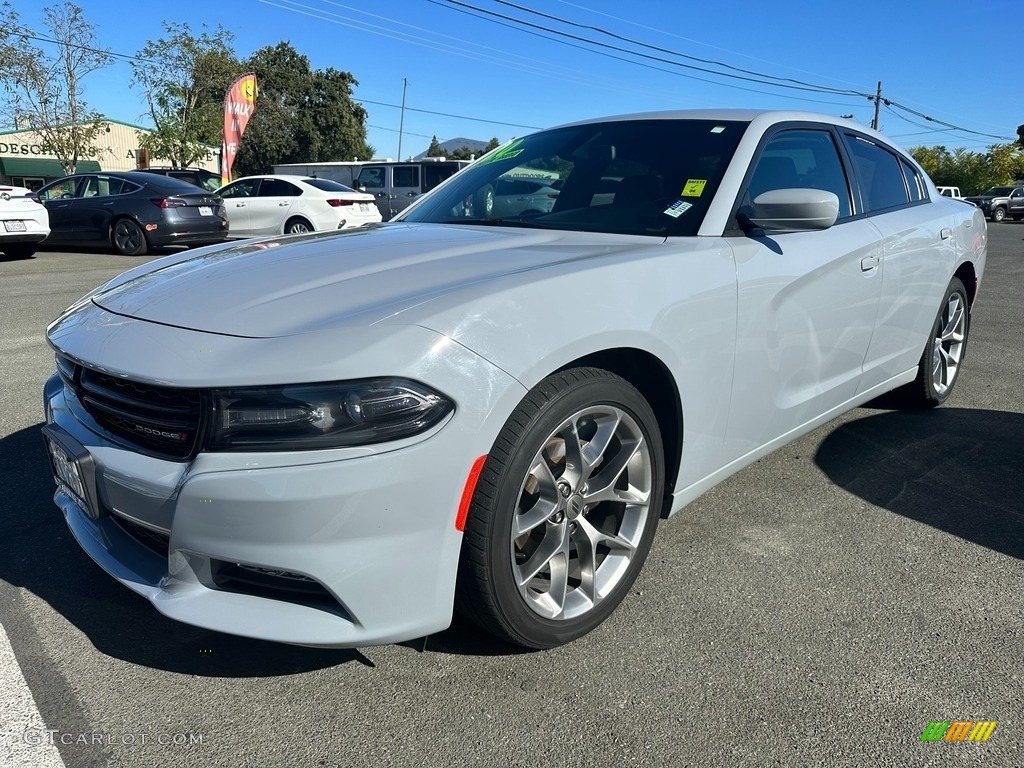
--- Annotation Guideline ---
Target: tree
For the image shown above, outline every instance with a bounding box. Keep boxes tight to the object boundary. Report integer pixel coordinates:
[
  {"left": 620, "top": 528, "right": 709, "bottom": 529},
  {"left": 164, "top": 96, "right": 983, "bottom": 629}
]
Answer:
[
  {"left": 233, "top": 43, "right": 372, "bottom": 176},
  {"left": 1016, "top": 123, "right": 1024, "bottom": 149},
  {"left": 910, "top": 143, "right": 1024, "bottom": 195},
  {"left": 0, "top": 1, "right": 112, "bottom": 174},
  {"left": 484, "top": 137, "right": 501, "bottom": 153},
  {"left": 426, "top": 135, "right": 443, "bottom": 157},
  {"left": 130, "top": 22, "right": 241, "bottom": 168}
]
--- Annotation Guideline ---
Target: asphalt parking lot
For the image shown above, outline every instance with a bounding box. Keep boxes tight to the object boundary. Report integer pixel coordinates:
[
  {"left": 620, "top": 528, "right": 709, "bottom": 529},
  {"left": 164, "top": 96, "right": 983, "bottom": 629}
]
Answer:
[{"left": 1, "top": 225, "right": 1021, "bottom": 768}]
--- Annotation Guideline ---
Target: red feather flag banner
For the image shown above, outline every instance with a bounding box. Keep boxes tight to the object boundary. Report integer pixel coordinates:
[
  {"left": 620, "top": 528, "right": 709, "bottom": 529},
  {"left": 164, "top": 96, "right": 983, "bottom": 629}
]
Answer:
[{"left": 221, "top": 73, "right": 258, "bottom": 186}]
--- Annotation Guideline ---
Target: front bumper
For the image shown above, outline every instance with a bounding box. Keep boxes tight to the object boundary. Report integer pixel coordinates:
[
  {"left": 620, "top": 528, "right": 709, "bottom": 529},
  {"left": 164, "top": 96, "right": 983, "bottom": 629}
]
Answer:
[{"left": 41, "top": 322, "right": 524, "bottom": 647}]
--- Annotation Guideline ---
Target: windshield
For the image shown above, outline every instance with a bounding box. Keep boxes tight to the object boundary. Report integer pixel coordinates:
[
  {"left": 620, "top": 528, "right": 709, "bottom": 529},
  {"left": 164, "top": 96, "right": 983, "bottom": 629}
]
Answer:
[
  {"left": 399, "top": 119, "right": 747, "bottom": 237},
  {"left": 983, "top": 187, "right": 1012, "bottom": 196}
]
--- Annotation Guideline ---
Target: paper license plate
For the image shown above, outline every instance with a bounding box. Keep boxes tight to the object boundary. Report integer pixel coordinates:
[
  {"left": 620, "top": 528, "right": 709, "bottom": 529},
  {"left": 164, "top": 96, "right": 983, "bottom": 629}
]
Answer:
[
  {"left": 42, "top": 427, "right": 101, "bottom": 519},
  {"left": 198, "top": 206, "right": 213, "bottom": 216},
  {"left": 4, "top": 220, "right": 27, "bottom": 232},
  {"left": 359, "top": 203, "right": 369, "bottom": 213}
]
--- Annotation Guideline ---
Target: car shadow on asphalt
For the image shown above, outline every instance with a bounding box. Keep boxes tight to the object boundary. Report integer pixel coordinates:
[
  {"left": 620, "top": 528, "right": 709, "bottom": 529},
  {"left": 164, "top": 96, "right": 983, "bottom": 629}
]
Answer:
[
  {"left": 815, "top": 407, "right": 1023, "bottom": 560},
  {"left": 0, "top": 423, "right": 526, "bottom": 673}
]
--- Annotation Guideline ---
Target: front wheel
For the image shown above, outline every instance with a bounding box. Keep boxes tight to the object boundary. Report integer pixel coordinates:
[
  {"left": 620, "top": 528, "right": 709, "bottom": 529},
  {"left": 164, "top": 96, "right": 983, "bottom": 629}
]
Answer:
[
  {"left": 457, "top": 368, "right": 664, "bottom": 648},
  {"left": 991, "top": 207, "right": 1006, "bottom": 222},
  {"left": 898, "top": 277, "right": 969, "bottom": 408},
  {"left": 473, "top": 185, "right": 494, "bottom": 218},
  {"left": 111, "top": 219, "right": 148, "bottom": 256}
]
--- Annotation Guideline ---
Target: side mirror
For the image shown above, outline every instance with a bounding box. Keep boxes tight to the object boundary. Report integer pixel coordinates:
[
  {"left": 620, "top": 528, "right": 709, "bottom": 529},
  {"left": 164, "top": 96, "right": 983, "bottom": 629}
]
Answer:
[{"left": 739, "top": 188, "right": 839, "bottom": 233}]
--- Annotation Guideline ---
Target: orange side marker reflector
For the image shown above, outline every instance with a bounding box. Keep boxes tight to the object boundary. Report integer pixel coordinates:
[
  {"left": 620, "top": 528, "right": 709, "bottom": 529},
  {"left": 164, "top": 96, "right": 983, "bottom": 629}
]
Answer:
[{"left": 455, "top": 455, "right": 487, "bottom": 532}]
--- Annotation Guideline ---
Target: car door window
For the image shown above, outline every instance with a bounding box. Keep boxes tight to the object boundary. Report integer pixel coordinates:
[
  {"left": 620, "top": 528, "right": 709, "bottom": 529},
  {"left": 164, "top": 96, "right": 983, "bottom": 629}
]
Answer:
[
  {"left": 39, "top": 178, "right": 81, "bottom": 201},
  {"left": 258, "top": 179, "right": 301, "bottom": 197},
  {"left": 82, "top": 176, "right": 126, "bottom": 198},
  {"left": 356, "top": 167, "right": 385, "bottom": 189},
  {"left": 220, "top": 179, "right": 260, "bottom": 198},
  {"left": 844, "top": 135, "right": 910, "bottom": 213},
  {"left": 745, "top": 129, "right": 853, "bottom": 219},
  {"left": 393, "top": 166, "right": 420, "bottom": 188},
  {"left": 898, "top": 159, "right": 925, "bottom": 202}
]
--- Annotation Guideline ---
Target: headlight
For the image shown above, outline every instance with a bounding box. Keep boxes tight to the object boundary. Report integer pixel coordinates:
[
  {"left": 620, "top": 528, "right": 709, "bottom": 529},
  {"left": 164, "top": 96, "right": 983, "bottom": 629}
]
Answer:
[{"left": 207, "top": 378, "right": 454, "bottom": 451}]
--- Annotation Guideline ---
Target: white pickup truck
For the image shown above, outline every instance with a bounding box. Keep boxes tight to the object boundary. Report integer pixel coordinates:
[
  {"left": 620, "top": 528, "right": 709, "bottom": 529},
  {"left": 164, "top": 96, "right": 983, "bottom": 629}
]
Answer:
[{"left": 936, "top": 186, "right": 963, "bottom": 198}]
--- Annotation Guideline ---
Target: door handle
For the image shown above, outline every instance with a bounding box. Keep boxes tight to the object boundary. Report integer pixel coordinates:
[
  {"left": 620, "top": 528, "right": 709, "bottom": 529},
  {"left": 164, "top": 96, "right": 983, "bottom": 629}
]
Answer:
[
  {"left": 236, "top": 202, "right": 246, "bottom": 207},
  {"left": 860, "top": 255, "right": 880, "bottom": 271},
  {"left": 278, "top": 202, "right": 289, "bottom": 206}
]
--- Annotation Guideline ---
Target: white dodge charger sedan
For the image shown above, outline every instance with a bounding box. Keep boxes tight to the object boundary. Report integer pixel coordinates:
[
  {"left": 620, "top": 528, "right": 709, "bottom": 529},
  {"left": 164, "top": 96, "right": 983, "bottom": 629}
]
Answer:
[{"left": 42, "top": 110, "right": 986, "bottom": 649}]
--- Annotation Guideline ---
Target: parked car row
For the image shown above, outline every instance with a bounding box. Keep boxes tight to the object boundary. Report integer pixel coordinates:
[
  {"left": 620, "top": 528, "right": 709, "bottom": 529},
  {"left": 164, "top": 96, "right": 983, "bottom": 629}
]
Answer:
[{"left": 1, "top": 171, "right": 381, "bottom": 258}]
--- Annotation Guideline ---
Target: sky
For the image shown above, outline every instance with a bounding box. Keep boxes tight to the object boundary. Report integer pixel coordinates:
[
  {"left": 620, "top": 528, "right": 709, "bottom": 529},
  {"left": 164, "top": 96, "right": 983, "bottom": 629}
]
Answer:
[{"left": 8, "top": 0, "right": 1022, "bottom": 160}]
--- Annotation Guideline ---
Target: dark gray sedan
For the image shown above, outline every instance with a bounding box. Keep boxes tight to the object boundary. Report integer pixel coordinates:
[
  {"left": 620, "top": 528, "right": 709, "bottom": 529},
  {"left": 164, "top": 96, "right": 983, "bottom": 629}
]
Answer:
[{"left": 36, "top": 171, "right": 229, "bottom": 255}]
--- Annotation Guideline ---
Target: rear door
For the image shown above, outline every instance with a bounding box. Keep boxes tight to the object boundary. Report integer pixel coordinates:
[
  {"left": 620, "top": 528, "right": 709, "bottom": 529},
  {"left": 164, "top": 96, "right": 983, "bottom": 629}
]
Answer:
[
  {"left": 388, "top": 165, "right": 422, "bottom": 219},
  {"left": 248, "top": 177, "right": 301, "bottom": 234},
  {"left": 844, "top": 133, "right": 952, "bottom": 391}
]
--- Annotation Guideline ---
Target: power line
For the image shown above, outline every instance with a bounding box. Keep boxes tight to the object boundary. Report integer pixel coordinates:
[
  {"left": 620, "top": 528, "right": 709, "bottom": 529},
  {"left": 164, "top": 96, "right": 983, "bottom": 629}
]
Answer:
[{"left": 437, "top": 0, "right": 870, "bottom": 97}]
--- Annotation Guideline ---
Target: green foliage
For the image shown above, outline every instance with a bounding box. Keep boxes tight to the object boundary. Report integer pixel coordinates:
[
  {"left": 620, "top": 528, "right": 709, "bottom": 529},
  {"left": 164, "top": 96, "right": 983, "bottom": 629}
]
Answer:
[
  {"left": 910, "top": 143, "right": 1024, "bottom": 195},
  {"left": 426, "top": 135, "right": 443, "bottom": 157},
  {"left": 0, "top": 1, "right": 111, "bottom": 173},
  {"left": 232, "top": 43, "right": 372, "bottom": 176},
  {"left": 1017, "top": 123, "right": 1024, "bottom": 149},
  {"left": 131, "top": 22, "right": 241, "bottom": 168}
]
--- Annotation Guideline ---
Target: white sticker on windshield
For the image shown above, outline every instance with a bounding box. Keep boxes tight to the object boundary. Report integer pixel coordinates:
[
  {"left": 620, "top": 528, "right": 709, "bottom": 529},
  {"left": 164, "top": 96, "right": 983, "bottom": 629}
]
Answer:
[
  {"left": 663, "top": 200, "right": 693, "bottom": 218},
  {"left": 711, "top": 126, "right": 726, "bottom": 133}
]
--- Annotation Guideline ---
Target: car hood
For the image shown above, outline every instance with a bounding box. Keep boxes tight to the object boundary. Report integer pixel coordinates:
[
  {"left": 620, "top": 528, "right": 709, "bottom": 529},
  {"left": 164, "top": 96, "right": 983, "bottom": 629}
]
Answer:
[{"left": 90, "top": 224, "right": 665, "bottom": 338}]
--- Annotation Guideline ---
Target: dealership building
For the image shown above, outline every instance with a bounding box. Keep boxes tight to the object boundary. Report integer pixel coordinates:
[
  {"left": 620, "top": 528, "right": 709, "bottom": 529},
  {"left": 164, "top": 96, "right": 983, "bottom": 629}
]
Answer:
[{"left": 0, "top": 118, "right": 219, "bottom": 191}]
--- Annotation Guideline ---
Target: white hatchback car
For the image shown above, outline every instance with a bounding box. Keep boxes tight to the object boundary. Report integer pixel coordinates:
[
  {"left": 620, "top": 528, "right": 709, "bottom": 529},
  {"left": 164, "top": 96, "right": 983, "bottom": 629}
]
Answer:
[
  {"left": 217, "top": 175, "right": 380, "bottom": 238},
  {"left": 0, "top": 184, "right": 50, "bottom": 258},
  {"left": 43, "top": 110, "right": 985, "bottom": 650}
]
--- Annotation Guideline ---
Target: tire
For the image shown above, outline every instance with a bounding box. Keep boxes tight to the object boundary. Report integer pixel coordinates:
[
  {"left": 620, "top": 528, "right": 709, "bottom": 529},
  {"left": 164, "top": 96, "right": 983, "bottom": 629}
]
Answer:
[
  {"left": 990, "top": 207, "right": 1006, "bottom": 222},
  {"left": 1, "top": 243, "right": 37, "bottom": 259},
  {"left": 457, "top": 367, "right": 665, "bottom": 649},
  {"left": 898, "top": 277, "right": 969, "bottom": 408},
  {"left": 285, "top": 217, "right": 313, "bottom": 235},
  {"left": 111, "top": 218, "right": 149, "bottom": 256},
  {"left": 473, "top": 185, "right": 495, "bottom": 218}
]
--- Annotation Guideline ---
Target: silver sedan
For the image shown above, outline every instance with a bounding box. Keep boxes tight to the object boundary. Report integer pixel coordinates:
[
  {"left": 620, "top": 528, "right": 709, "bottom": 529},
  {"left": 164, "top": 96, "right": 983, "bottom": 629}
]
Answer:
[{"left": 41, "top": 109, "right": 986, "bottom": 649}]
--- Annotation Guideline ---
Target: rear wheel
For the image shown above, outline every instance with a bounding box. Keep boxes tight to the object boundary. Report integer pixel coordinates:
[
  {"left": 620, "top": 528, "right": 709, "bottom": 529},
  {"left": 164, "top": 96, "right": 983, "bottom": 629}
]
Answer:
[
  {"left": 897, "top": 277, "right": 969, "bottom": 408},
  {"left": 458, "top": 368, "right": 664, "bottom": 648},
  {"left": 285, "top": 217, "right": 313, "bottom": 234},
  {"left": 991, "top": 207, "right": 1006, "bottom": 222},
  {"left": 111, "top": 218, "right": 148, "bottom": 256}
]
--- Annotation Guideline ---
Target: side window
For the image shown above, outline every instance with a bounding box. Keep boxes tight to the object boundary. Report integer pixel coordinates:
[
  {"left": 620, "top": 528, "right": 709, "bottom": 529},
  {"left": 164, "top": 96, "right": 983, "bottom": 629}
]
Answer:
[
  {"left": 220, "top": 179, "right": 259, "bottom": 198},
  {"left": 258, "top": 179, "right": 300, "bottom": 197},
  {"left": 899, "top": 159, "right": 924, "bottom": 202},
  {"left": 746, "top": 129, "right": 852, "bottom": 218},
  {"left": 393, "top": 166, "right": 420, "bottom": 188},
  {"left": 83, "top": 176, "right": 125, "bottom": 197},
  {"left": 39, "top": 178, "right": 81, "bottom": 201},
  {"left": 356, "top": 167, "right": 385, "bottom": 189},
  {"left": 844, "top": 135, "right": 910, "bottom": 212}
]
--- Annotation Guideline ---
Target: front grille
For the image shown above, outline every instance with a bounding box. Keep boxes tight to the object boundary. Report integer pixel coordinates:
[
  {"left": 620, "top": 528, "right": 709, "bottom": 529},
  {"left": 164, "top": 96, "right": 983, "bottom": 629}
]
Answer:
[{"left": 57, "top": 355, "right": 204, "bottom": 461}]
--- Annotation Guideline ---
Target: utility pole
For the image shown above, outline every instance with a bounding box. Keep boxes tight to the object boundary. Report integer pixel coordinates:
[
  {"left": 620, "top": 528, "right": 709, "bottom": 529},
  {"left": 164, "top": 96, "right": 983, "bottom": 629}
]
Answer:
[
  {"left": 397, "top": 78, "right": 408, "bottom": 161},
  {"left": 871, "top": 81, "right": 882, "bottom": 131}
]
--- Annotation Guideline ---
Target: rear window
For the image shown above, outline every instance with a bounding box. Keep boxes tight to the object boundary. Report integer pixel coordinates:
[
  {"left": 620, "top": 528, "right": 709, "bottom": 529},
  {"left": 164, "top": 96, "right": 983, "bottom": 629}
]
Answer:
[
  {"left": 140, "top": 174, "right": 214, "bottom": 194},
  {"left": 305, "top": 178, "right": 357, "bottom": 193}
]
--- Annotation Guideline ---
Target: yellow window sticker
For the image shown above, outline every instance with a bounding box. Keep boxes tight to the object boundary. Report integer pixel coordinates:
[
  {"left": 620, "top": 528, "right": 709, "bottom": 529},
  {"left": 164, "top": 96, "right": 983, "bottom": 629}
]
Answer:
[{"left": 681, "top": 179, "right": 707, "bottom": 197}]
